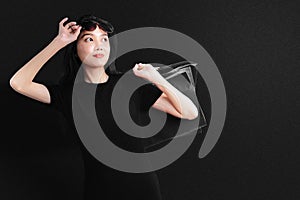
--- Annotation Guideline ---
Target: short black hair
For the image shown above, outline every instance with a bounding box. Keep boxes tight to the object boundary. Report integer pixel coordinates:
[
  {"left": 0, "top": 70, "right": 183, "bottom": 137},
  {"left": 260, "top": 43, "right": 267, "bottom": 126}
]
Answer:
[{"left": 76, "top": 14, "right": 114, "bottom": 36}]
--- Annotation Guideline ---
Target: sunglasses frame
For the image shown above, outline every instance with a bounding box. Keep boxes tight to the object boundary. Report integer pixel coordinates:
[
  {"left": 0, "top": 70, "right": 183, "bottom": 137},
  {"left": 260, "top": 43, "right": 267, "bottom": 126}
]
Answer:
[{"left": 79, "top": 20, "right": 113, "bottom": 34}]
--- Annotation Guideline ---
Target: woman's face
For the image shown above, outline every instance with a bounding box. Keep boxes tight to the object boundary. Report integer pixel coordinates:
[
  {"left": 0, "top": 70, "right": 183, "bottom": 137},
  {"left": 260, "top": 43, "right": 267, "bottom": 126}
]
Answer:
[{"left": 76, "top": 26, "right": 110, "bottom": 68}]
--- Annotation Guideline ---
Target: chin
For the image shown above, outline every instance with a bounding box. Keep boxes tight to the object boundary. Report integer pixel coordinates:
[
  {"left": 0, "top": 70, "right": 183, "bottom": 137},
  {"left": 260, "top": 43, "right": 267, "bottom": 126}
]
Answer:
[{"left": 84, "top": 60, "right": 108, "bottom": 68}]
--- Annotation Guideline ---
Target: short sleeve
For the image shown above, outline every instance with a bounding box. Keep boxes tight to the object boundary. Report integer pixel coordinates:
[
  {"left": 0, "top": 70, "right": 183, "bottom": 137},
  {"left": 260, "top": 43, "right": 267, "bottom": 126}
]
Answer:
[
  {"left": 44, "top": 83, "right": 72, "bottom": 113},
  {"left": 138, "top": 82, "right": 163, "bottom": 112}
]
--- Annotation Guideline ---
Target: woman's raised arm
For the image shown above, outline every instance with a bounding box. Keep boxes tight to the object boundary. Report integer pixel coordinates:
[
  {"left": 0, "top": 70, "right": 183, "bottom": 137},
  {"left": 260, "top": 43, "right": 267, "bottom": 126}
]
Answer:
[
  {"left": 9, "top": 17, "right": 81, "bottom": 103},
  {"left": 133, "top": 63, "right": 199, "bottom": 120}
]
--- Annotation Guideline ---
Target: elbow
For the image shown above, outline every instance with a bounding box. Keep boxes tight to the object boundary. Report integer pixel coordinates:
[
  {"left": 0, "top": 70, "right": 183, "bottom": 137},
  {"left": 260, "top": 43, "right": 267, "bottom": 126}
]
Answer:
[
  {"left": 9, "top": 77, "right": 16, "bottom": 90},
  {"left": 9, "top": 77, "right": 23, "bottom": 92},
  {"left": 186, "top": 111, "right": 198, "bottom": 120},
  {"left": 182, "top": 108, "right": 199, "bottom": 120},
  {"left": 183, "top": 100, "right": 199, "bottom": 120}
]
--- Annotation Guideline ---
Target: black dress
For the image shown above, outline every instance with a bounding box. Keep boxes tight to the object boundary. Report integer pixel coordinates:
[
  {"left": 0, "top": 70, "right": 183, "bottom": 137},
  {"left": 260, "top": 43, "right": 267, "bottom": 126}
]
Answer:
[{"left": 45, "top": 71, "right": 163, "bottom": 200}]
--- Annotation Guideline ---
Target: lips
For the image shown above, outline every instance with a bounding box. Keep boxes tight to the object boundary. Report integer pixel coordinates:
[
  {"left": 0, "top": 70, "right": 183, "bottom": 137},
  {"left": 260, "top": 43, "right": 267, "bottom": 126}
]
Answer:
[{"left": 93, "top": 53, "right": 104, "bottom": 58}]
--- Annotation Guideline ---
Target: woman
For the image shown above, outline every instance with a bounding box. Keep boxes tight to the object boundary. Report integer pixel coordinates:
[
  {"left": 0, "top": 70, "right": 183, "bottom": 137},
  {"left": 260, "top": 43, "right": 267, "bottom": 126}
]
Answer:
[{"left": 9, "top": 14, "right": 198, "bottom": 199}]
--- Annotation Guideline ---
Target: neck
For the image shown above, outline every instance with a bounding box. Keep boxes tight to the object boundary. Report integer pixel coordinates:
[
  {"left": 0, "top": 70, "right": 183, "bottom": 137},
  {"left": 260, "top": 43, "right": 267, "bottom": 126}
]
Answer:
[{"left": 83, "top": 65, "right": 109, "bottom": 84}]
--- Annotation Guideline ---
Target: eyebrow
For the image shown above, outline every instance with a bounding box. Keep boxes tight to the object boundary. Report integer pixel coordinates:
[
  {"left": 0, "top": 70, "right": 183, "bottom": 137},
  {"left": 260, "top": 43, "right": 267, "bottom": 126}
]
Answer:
[{"left": 80, "top": 33, "right": 108, "bottom": 39}]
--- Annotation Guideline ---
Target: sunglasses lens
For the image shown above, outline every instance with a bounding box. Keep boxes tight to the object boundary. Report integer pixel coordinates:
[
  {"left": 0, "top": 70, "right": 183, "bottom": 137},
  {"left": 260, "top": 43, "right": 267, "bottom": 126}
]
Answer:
[{"left": 81, "top": 22, "right": 97, "bottom": 31}]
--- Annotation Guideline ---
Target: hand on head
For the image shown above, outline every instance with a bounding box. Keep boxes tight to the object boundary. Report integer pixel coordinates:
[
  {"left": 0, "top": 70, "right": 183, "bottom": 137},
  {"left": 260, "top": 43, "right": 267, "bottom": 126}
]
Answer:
[{"left": 56, "top": 17, "right": 82, "bottom": 46}]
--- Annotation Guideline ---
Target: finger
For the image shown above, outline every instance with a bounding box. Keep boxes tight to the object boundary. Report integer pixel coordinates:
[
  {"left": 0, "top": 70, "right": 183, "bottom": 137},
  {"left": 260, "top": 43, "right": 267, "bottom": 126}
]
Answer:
[
  {"left": 133, "top": 64, "right": 139, "bottom": 71},
  {"left": 73, "top": 25, "right": 82, "bottom": 34},
  {"left": 137, "top": 64, "right": 144, "bottom": 70},
  {"left": 139, "top": 63, "right": 147, "bottom": 69},
  {"left": 69, "top": 24, "right": 80, "bottom": 32},
  {"left": 66, "top": 22, "right": 77, "bottom": 28},
  {"left": 59, "top": 17, "right": 68, "bottom": 26},
  {"left": 71, "top": 25, "right": 80, "bottom": 30}
]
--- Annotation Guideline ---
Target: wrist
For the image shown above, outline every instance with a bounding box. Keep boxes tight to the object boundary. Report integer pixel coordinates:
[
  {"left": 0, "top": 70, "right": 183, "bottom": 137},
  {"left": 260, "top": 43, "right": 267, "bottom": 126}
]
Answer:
[
  {"left": 52, "top": 36, "right": 69, "bottom": 48},
  {"left": 148, "top": 71, "right": 166, "bottom": 85}
]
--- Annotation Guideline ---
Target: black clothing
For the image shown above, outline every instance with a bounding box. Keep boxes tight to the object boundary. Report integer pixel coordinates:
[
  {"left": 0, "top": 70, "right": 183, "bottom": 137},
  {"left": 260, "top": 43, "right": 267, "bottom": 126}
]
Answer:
[{"left": 45, "top": 71, "right": 163, "bottom": 200}]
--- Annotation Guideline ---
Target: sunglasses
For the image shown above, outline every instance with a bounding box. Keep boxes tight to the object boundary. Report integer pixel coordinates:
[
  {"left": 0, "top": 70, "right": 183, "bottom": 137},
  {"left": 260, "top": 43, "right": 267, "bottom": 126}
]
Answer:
[{"left": 79, "top": 20, "right": 113, "bottom": 34}]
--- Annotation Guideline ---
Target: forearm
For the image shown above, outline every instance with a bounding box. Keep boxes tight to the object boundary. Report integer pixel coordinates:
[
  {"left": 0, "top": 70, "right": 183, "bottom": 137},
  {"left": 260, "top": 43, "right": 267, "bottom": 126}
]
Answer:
[
  {"left": 10, "top": 37, "right": 65, "bottom": 89},
  {"left": 150, "top": 73, "right": 199, "bottom": 119}
]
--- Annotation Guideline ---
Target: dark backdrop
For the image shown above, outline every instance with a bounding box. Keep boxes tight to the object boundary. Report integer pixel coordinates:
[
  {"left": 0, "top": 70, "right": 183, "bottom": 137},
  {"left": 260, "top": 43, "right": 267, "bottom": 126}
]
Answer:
[{"left": 1, "top": 0, "right": 299, "bottom": 199}]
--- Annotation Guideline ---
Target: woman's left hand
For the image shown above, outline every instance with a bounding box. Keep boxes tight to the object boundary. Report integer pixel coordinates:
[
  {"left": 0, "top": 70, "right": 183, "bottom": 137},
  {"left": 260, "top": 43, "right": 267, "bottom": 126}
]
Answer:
[{"left": 132, "top": 63, "right": 160, "bottom": 82}]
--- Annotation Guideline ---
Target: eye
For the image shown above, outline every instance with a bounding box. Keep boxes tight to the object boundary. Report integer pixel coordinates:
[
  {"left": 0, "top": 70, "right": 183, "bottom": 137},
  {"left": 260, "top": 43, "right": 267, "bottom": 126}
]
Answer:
[
  {"left": 102, "top": 37, "right": 108, "bottom": 42},
  {"left": 84, "top": 37, "right": 93, "bottom": 42}
]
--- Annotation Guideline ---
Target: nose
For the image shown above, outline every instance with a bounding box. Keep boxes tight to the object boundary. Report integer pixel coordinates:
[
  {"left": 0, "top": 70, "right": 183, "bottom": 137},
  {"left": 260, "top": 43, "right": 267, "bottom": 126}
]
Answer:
[
  {"left": 95, "top": 46, "right": 103, "bottom": 51},
  {"left": 95, "top": 39, "right": 105, "bottom": 51}
]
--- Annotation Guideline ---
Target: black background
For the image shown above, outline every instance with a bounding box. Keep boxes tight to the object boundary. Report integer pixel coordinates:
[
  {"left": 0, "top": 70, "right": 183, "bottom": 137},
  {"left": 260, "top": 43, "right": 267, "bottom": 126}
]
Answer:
[{"left": 1, "top": 0, "right": 299, "bottom": 199}]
